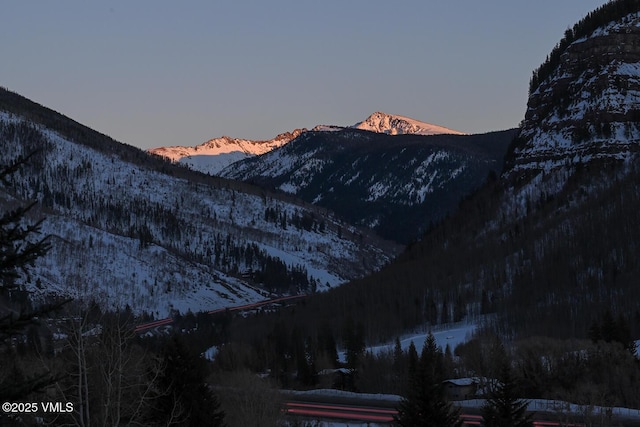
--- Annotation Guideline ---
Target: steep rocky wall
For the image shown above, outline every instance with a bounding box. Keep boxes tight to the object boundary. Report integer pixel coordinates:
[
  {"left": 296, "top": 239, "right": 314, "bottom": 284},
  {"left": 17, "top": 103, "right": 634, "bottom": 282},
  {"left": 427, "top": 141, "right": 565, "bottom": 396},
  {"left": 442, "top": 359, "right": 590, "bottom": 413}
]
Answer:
[{"left": 508, "top": 13, "right": 640, "bottom": 177}]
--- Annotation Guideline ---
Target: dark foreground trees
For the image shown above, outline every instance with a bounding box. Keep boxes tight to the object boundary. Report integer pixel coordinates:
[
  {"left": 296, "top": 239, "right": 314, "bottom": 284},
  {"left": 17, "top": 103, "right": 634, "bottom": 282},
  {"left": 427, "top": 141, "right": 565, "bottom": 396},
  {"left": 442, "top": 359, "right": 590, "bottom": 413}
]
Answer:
[
  {"left": 395, "top": 333, "right": 462, "bottom": 427},
  {"left": 482, "top": 344, "right": 533, "bottom": 427},
  {"left": 147, "top": 334, "right": 226, "bottom": 427},
  {"left": 0, "top": 154, "right": 68, "bottom": 401}
]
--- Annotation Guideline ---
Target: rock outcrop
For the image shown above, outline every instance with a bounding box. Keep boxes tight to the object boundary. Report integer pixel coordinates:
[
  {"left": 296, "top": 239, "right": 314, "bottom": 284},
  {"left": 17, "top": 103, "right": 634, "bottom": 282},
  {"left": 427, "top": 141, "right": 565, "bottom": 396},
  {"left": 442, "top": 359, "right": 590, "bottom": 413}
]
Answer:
[{"left": 508, "top": 12, "right": 640, "bottom": 177}]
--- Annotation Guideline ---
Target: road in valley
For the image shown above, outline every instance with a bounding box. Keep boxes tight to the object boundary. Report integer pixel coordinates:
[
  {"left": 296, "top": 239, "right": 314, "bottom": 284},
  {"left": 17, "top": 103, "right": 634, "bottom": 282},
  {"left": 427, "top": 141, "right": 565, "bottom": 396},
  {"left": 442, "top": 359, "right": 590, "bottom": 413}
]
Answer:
[
  {"left": 133, "top": 294, "right": 306, "bottom": 333},
  {"left": 281, "top": 394, "right": 604, "bottom": 426}
]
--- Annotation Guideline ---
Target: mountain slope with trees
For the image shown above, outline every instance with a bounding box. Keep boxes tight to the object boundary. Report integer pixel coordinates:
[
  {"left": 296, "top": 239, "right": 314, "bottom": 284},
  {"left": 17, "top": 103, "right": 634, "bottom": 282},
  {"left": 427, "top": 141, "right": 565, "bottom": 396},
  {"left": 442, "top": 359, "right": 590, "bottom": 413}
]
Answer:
[
  {"left": 0, "top": 87, "right": 399, "bottom": 318},
  {"left": 253, "top": 0, "right": 640, "bottom": 345},
  {"left": 148, "top": 111, "right": 463, "bottom": 177},
  {"left": 222, "top": 128, "right": 515, "bottom": 243},
  {"left": 222, "top": 2, "right": 640, "bottom": 409}
]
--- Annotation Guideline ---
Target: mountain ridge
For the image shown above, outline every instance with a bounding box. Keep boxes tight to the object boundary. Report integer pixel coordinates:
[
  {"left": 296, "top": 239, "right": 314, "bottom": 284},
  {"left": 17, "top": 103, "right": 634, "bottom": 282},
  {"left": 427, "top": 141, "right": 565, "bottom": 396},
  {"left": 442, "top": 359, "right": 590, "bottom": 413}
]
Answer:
[
  {"left": 148, "top": 112, "right": 463, "bottom": 175},
  {"left": 352, "top": 111, "right": 465, "bottom": 136},
  {"left": 221, "top": 128, "right": 515, "bottom": 243}
]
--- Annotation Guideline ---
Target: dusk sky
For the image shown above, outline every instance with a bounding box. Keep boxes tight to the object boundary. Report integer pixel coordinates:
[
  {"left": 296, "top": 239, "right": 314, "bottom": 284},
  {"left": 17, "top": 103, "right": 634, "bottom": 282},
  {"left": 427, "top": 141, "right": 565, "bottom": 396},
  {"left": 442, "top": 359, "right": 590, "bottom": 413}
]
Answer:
[{"left": 3, "top": 1, "right": 606, "bottom": 150}]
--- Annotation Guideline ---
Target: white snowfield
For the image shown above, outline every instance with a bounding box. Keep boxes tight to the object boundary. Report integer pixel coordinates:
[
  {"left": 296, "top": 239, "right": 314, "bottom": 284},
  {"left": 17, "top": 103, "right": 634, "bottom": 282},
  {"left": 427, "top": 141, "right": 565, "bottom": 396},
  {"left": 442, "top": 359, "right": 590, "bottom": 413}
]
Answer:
[
  {"left": 352, "top": 111, "right": 465, "bottom": 136},
  {"left": 149, "top": 130, "right": 303, "bottom": 175},
  {"left": 458, "top": 399, "right": 640, "bottom": 421},
  {"left": 366, "top": 321, "right": 478, "bottom": 356}
]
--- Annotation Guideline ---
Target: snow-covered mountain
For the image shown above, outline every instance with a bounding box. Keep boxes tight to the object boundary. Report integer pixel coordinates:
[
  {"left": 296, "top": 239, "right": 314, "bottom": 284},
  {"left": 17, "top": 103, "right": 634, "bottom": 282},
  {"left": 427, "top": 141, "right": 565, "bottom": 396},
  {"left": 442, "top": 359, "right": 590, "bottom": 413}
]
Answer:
[
  {"left": 221, "top": 128, "right": 514, "bottom": 243},
  {"left": 0, "top": 88, "right": 400, "bottom": 318},
  {"left": 350, "top": 111, "right": 464, "bottom": 136},
  {"left": 278, "top": 2, "right": 640, "bottom": 345},
  {"left": 148, "top": 112, "right": 462, "bottom": 176},
  {"left": 149, "top": 129, "right": 305, "bottom": 175}
]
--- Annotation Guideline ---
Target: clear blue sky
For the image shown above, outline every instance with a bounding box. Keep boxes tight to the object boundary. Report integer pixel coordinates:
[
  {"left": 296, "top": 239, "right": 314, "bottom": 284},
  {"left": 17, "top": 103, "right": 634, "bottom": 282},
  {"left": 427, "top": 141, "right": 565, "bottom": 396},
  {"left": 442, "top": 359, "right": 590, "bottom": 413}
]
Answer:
[{"left": 2, "top": 1, "right": 606, "bottom": 149}]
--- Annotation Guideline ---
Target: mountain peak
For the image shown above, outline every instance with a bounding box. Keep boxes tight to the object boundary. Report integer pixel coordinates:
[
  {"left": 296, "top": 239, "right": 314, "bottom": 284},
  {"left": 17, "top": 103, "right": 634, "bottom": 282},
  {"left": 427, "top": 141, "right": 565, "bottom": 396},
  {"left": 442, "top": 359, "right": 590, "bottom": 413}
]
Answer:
[
  {"left": 148, "top": 113, "right": 464, "bottom": 175},
  {"left": 352, "top": 112, "right": 464, "bottom": 136}
]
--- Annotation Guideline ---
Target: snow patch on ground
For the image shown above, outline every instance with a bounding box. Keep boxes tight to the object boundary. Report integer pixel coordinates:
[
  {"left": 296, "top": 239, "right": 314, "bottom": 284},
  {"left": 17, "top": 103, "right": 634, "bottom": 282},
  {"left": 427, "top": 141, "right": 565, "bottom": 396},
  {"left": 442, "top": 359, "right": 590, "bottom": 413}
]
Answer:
[
  {"left": 367, "top": 322, "right": 478, "bottom": 356},
  {"left": 458, "top": 398, "right": 640, "bottom": 420}
]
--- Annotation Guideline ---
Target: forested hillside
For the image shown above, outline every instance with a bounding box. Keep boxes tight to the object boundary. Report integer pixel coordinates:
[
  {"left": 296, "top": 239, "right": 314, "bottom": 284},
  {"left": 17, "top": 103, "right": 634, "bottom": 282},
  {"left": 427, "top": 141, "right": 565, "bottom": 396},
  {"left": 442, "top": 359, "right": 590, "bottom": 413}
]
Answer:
[
  {"left": 223, "top": 128, "right": 514, "bottom": 243},
  {"left": 220, "top": 2, "right": 640, "bottom": 410},
  {"left": 268, "top": 0, "right": 640, "bottom": 345},
  {"left": 0, "top": 87, "right": 399, "bottom": 317}
]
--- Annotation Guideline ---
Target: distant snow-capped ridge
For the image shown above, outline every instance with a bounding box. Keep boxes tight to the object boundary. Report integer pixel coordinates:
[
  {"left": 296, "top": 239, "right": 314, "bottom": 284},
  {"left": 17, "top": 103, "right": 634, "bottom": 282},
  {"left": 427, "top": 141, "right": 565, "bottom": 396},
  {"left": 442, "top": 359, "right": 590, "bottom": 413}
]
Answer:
[
  {"left": 148, "top": 129, "right": 306, "bottom": 174},
  {"left": 311, "top": 112, "right": 465, "bottom": 136},
  {"left": 148, "top": 112, "right": 462, "bottom": 175},
  {"left": 351, "top": 111, "right": 465, "bottom": 136},
  {"left": 153, "top": 129, "right": 306, "bottom": 161}
]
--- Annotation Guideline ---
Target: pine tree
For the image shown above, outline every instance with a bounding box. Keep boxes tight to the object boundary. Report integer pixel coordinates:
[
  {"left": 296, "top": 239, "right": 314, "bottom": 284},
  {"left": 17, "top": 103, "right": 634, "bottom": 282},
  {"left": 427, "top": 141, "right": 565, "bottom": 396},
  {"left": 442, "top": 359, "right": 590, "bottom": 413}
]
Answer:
[
  {"left": 396, "top": 341, "right": 421, "bottom": 426},
  {"left": 341, "top": 316, "right": 365, "bottom": 391},
  {"left": 392, "top": 337, "right": 404, "bottom": 376},
  {"left": 148, "top": 335, "right": 226, "bottom": 427},
  {"left": 343, "top": 316, "right": 365, "bottom": 370},
  {"left": 482, "top": 354, "right": 533, "bottom": 427},
  {"left": 395, "top": 333, "right": 462, "bottom": 427},
  {"left": 0, "top": 154, "right": 68, "bottom": 400}
]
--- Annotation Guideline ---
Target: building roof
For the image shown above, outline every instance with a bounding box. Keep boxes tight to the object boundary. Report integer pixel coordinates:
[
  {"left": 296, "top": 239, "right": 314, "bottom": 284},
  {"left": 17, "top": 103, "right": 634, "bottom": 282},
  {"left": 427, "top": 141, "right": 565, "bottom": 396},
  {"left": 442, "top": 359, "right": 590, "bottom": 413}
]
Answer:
[{"left": 443, "top": 378, "right": 477, "bottom": 387}]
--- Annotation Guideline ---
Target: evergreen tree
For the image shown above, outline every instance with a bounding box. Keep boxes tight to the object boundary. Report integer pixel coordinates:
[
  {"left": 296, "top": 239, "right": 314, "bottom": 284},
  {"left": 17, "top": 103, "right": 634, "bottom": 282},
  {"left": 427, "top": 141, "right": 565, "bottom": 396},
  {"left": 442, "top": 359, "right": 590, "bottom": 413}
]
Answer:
[
  {"left": 588, "top": 319, "right": 602, "bottom": 342},
  {"left": 589, "top": 311, "right": 637, "bottom": 355},
  {"left": 317, "top": 323, "right": 339, "bottom": 368},
  {"left": 293, "top": 327, "right": 314, "bottom": 386},
  {"left": 395, "top": 333, "right": 462, "bottom": 427},
  {"left": 482, "top": 352, "right": 533, "bottom": 427},
  {"left": 341, "top": 316, "right": 365, "bottom": 391},
  {"left": 396, "top": 341, "right": 421, "bottom": 426},
  {"left": 392, "top": 337, "right": 404, "bottom": 376},
  {"left": 0, "top": 154, "right": 68, "bottom": 400},
  {"left": 343, "top": 316, "right": 365, "bottom": 370},
  {"left": 148, "top": 334, "right": 226, "bottom": 427},
  {"left": 443, "top": 343, "right": 455, "bottom": 379},
  {"left": 614, "top": 313, "right": 636, "bottom": 354}
]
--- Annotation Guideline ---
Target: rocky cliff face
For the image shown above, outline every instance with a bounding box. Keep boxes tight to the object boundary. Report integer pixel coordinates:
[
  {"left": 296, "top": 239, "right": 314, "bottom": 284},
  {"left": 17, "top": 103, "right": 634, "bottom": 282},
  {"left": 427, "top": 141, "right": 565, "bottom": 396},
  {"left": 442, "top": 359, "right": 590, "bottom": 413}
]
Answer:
[{"left": 508, "top": 12, "right": 640, "bottom": 177}]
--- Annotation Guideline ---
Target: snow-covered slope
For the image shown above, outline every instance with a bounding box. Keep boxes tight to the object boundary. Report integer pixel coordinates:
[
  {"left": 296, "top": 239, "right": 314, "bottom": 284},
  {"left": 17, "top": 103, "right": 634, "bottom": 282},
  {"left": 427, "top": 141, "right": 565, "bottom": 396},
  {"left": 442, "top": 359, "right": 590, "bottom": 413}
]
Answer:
[
  {"left": 256, "top": 3, "right": 640, "bottom": 351},
  {"left": 221, "top": 128, "right": 514, "bottom": 243},
  {"left": 148, "top": 113, "right": 462, "bottom": 176},
  {"left": 351, "top": 111, "right": 464, "bottom": 136},
  {"left": 149, "top": 129, "right": 305, "bottom": 175},
  {"left": 0, "top": 103, "right": 399, "bottom": 318}
]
